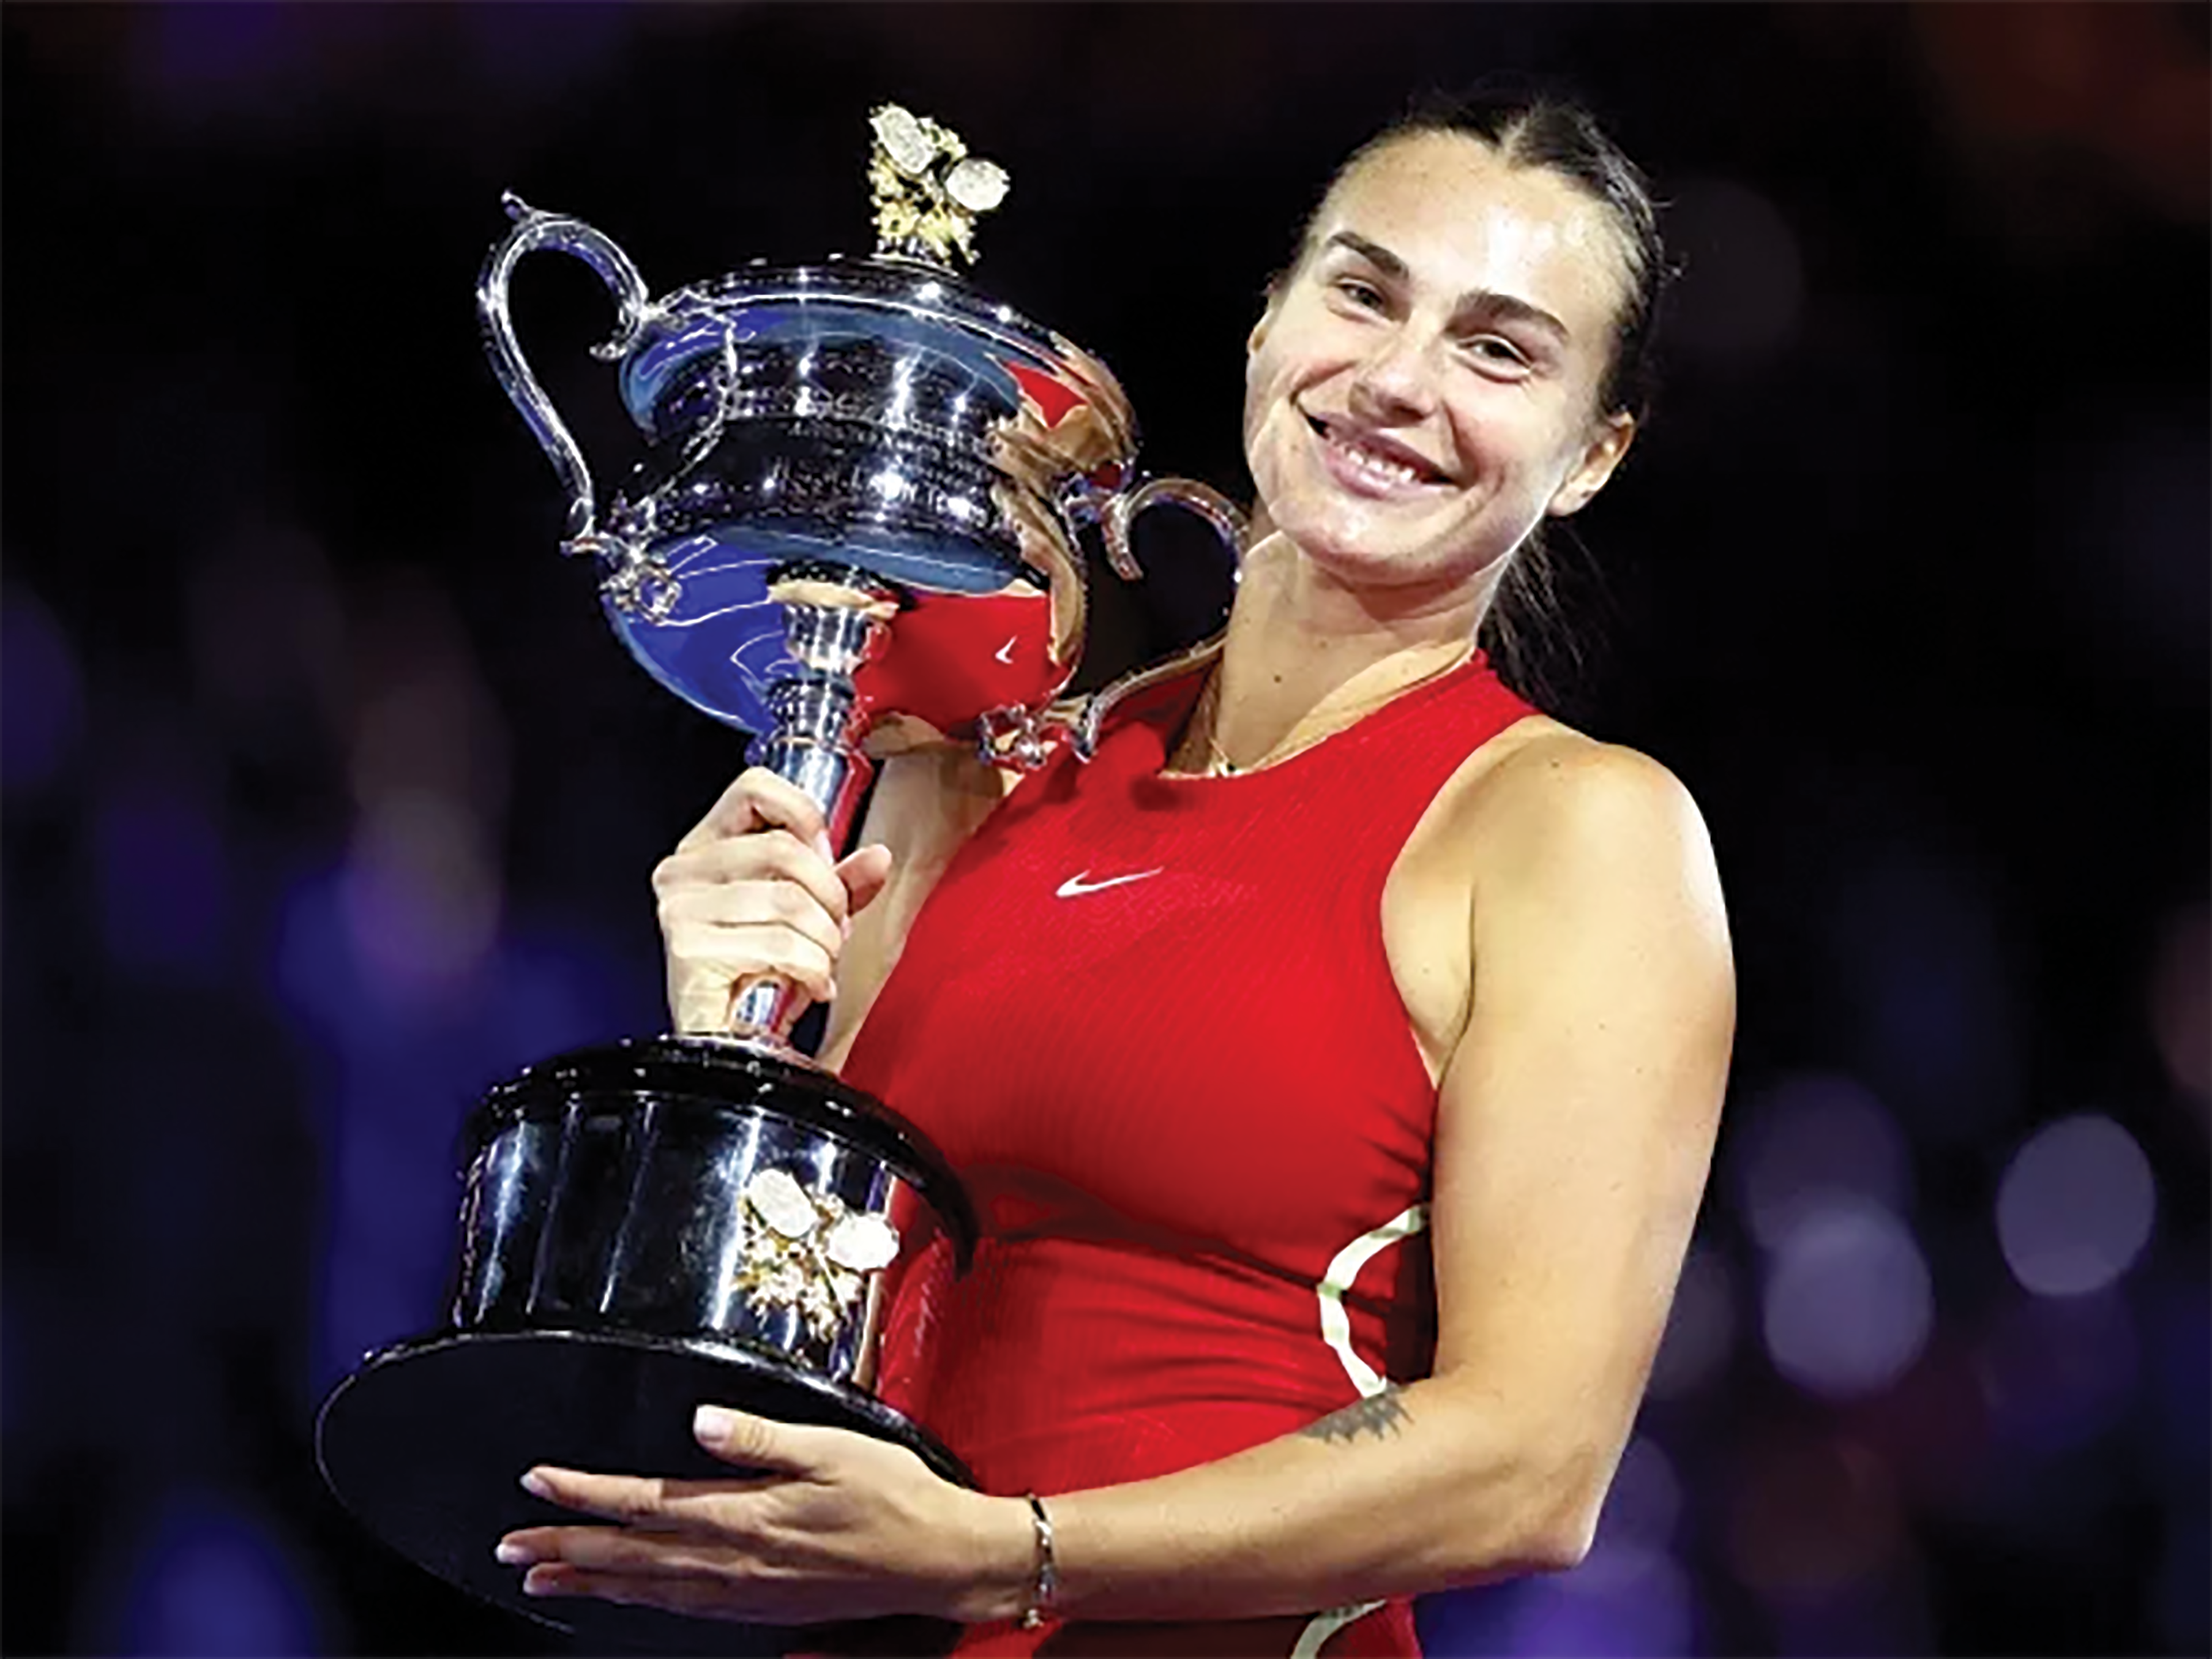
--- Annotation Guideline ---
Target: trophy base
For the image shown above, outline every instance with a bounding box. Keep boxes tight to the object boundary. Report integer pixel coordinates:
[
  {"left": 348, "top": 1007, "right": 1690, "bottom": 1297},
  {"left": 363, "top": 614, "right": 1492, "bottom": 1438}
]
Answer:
[{"left": 317, "top": 1327, "right": 966, "bottom": 1654}]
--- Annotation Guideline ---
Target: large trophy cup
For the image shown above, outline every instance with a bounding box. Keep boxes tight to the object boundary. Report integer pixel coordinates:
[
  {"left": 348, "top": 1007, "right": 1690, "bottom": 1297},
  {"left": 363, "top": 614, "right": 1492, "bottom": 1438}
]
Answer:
[{"left": 315, "top": 109, "right": 1242, "bottom": 1649}]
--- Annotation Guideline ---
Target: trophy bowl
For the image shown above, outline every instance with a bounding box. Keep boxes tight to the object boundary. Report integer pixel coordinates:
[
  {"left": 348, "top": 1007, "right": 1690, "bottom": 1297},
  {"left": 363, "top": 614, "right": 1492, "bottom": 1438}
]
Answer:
[{"left": 314, "top": 107, "right": 1242, "bottom": 1646}]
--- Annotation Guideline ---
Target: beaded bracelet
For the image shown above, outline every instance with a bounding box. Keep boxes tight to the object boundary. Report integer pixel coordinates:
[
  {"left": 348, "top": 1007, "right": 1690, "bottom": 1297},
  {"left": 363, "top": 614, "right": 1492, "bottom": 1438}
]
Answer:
[{"left": 1018, "top": 1491, "right": 1058, "bottom": 1629}]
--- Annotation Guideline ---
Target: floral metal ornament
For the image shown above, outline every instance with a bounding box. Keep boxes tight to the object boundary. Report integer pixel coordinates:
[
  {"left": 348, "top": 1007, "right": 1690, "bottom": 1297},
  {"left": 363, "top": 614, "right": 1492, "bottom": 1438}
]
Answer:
[
  {"left": 867, "top": 103, "right": 1010, "bottom": 269},
  {"left": 733, "top": 1167, "right": 903, "bottom": 1343}
]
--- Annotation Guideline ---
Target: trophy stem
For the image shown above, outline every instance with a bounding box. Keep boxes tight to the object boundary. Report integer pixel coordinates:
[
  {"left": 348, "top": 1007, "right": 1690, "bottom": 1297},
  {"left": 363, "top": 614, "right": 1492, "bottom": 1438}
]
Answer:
[{"left": 726, "top": 564, "right": 897, "bottom": 1044}]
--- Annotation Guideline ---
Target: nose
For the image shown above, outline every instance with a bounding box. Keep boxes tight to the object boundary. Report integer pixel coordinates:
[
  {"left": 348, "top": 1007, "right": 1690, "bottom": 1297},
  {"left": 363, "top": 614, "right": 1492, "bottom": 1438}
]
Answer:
[{"left": 1347, "top": 325, "right": 1440, "bottom": 422}]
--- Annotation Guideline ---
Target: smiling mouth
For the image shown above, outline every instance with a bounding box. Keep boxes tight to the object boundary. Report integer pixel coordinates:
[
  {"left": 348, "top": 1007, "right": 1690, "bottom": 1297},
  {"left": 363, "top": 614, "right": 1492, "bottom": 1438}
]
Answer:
[{"left": 1306, "top": 414, "right": 1448, "bottom": 490}]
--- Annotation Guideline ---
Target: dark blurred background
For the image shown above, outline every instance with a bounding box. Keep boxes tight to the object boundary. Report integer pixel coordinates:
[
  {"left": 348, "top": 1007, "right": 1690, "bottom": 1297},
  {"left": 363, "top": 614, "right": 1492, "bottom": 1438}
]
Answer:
[{"left": 3, "top": 4, "right": 2205, "bottom": 1654}]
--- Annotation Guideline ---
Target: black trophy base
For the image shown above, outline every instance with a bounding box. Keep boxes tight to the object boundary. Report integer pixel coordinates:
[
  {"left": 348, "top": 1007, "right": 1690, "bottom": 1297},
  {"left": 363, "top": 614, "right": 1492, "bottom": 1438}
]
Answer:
[{"left": 316, "top": 1327, "right": 967, "bottom": 1655}]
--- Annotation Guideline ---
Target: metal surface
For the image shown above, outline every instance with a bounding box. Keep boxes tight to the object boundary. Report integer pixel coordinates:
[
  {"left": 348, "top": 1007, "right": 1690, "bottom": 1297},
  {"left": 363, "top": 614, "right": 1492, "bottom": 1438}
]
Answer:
[
  {"left": 731, "top": 565, "right": 895, "bottom": 1041},
  {"left": 318, "top": 1329, "right": 963, "bottom": 1653},
  {"left": 316, "top": 1037, "right": 976, "bottom": 1646},
  {"left": 474, "top": 199, "right": 1244, "bottom": 760},
  {"left": 322, "top": 111, "right": 1247, "bottom": 1643},
  {"left": 449, "top": 1037, "right": 970, "bottom": 1379}
]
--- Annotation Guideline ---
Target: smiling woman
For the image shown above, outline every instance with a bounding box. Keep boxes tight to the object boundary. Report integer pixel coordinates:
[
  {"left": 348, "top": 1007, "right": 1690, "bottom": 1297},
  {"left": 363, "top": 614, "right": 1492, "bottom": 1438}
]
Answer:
[{"left": 501, "top": 91, "right": 1734, "bottom": 1657}]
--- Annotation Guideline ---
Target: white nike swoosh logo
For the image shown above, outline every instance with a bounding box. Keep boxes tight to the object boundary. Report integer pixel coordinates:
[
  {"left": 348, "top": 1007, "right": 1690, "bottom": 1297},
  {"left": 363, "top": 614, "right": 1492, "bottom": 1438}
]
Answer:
[
  {"left": 995, "top": 637, "right": 1018, "bottom": 664},
  {"left": 1055, "top": 869, "right": 1162, "bottom": 898}
]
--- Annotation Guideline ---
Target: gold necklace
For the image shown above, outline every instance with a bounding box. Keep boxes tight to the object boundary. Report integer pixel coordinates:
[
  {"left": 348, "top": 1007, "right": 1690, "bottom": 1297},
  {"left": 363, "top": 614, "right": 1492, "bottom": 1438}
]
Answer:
[{"left": 1192, "top": 646, "right": 1473, "bottom": 778}]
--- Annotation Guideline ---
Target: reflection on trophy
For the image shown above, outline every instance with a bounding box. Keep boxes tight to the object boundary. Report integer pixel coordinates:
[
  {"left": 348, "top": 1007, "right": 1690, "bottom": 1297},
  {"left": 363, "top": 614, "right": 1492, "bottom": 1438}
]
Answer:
[{"left": 314, "top": 108, "right": 1242, "bottom": 1649}]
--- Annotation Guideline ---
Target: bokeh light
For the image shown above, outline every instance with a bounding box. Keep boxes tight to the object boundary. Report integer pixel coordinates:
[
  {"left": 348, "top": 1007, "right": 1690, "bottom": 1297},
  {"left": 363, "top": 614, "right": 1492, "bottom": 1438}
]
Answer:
[
  {"left": 80, "top": 1491, "right": 323, "bottom": 1657},
  {"left": 1504, "top": 1543, "right": 1695, "bottom": 1658},
  {"left": 1995, "top": 1113, "right": 2156, "bottom": 1298},
  {"left": 1733, "top": 1071, "right": 1913, "bottom": 1250},
  {"left": 1599, "top": 1434, "right": 1683, "bottom": 1551},
  {"left": 1978, "top": 1288, "right": 2140, "bottom": 1460},
  {"left": 1824, "top": 851, "right": 2020, "bottom": 1145},
  {"left": 1762, "top": 1200, "right": 1934, "bottom": 1399},
  {"left": 94, "top": 766, "right": 230, "bottom": 981},
  {"left": 1645, "top": 1243, "right": 1736, "bottom": 1402}
]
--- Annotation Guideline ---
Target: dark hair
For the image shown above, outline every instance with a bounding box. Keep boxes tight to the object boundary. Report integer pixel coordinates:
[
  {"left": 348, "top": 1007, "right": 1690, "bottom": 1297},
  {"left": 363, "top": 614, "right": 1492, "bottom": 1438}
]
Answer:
[{"left": 1285, "top": 86, "right": 1673, "bottom": 712}]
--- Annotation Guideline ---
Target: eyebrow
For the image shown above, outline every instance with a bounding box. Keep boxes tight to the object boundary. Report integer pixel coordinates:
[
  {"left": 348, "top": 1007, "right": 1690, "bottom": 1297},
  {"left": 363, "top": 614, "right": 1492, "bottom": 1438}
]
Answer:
[{"left": 1321, "top": 230, "right": 1572, "bottom": 345}]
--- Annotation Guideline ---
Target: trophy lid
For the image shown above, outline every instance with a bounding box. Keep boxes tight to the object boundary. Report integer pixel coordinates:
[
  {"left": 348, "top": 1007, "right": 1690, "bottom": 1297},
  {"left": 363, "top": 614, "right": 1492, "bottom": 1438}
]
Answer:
[{"left": 865, "top": 103, "right": 1011, "bottom": 271}]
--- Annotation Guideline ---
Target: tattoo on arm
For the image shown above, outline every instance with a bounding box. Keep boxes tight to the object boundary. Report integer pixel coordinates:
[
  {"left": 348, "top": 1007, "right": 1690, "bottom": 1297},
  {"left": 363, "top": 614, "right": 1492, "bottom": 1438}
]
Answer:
[{"left": 1298, "top": 1384, "right": 1412, "bottom": 1445}]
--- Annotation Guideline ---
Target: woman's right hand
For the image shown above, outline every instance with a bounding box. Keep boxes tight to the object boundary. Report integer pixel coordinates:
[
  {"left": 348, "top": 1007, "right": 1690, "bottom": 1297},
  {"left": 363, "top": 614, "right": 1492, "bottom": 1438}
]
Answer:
[{"left": 652, "top": 768, "right": 895, "bottom": 1035}]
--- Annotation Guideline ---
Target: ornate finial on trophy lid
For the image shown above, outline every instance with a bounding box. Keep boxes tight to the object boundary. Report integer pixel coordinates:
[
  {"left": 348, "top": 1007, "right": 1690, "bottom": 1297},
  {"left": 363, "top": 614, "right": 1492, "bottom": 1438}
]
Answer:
[{"left": 867, "top": 103, "right": 1009, "bottom": 270}]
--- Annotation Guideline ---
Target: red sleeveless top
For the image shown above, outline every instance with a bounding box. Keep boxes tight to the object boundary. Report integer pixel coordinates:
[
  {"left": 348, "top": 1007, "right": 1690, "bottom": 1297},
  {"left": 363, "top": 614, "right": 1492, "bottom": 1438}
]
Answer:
[{"left": 840, "top": 653, "right": 1536, "bottom": 1655}]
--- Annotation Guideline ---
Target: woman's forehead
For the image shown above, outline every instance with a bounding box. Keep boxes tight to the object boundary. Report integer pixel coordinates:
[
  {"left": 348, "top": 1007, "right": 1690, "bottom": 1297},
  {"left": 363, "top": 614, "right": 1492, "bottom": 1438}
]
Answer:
[{"left": 1310, "top": 131, "right": 1631, "bottom": 310}]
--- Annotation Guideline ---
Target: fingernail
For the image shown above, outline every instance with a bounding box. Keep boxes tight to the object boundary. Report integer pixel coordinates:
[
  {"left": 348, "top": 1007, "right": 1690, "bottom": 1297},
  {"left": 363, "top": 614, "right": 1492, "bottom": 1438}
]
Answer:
[
  {"left": 694, "top": 1403, "right": 736, "bottom": 1445},
  {"left": 520, "top": 1469, "right": 553, "bottom": 1500},
  {"left": 521, "top": 1567, "right": 558, "bottom": 1598},
  {"left": 812, "top": 831, "right": 835, "bottom": 865},
  {"left": 495, "top": 1540, "right": 537, "bottom": 1566}
]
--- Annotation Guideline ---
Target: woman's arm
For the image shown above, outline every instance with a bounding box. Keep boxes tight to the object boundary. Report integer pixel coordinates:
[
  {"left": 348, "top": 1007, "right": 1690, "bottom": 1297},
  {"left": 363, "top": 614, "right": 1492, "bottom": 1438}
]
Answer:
[
  {"left": 1026, "top": 737, "right": 1735, "bottom": 1616},
  {"left": 499, "top": 737, "right": 1733, "bottom": 1622}
]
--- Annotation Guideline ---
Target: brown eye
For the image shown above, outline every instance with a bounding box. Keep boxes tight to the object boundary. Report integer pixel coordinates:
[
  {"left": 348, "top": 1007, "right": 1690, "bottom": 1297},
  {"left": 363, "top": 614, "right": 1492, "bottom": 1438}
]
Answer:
[
  {"left": 1335, "top": 278, "right": 1387, "bottom": 310},
  {"left": 1465, "top": 335, "right": 1531, "bottom": 373}
]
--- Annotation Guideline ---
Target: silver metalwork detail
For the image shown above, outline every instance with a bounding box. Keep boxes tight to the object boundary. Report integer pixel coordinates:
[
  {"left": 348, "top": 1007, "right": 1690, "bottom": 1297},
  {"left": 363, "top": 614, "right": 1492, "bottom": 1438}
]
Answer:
[
  {"left": 1070, "top": 632, "right": 1230, "bottom": 762},
  {"left": 477, "top": 195, "right": 656, "bottom": 549}
]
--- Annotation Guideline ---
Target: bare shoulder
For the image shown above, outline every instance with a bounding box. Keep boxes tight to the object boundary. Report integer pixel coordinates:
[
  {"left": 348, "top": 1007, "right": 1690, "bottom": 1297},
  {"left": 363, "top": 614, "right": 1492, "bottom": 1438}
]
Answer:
[
  {"left": 1460, "top": 716, "right": 1734, "bottom": 986},
  {"left": 1385, "top": 717, "right": 1726, "bottom": 1079},
  {"left": 1444, "top": 717, "right": 1721, "bottom": 893}
]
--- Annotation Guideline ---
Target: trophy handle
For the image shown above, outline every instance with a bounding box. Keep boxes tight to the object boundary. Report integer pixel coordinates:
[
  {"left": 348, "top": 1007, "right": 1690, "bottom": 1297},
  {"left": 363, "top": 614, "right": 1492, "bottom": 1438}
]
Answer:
[
  {"left": 475, "top": 193, "right": 653, "bottom": 554},
  {"left": 1089, "top": 475, "right": 1247, "bottom": 582}
]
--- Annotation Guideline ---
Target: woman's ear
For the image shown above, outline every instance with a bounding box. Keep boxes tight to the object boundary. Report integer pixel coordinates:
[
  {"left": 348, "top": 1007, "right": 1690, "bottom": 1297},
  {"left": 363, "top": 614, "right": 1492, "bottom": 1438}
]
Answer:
[
  {"left": 1247, "top": 280, "right": 1287, "bottom": 356},
  {"left": 1545, "top": 411, "right": 1637, "bottom": 519}
]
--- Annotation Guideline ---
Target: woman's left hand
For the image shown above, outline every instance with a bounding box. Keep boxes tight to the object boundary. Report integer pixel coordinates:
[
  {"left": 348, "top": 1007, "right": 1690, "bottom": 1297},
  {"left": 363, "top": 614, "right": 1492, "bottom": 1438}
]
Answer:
[{"left": 495, "top": 1406, "right": 1031, "bottom": 1625}]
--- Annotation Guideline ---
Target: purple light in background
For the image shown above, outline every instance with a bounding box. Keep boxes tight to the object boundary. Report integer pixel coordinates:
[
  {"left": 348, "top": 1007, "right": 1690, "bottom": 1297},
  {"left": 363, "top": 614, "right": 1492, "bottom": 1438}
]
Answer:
[
  {"left": 1646, "top": 1243, "right": 1736, "bottom": 1401},
  {"left": 1598, "top": 1435, "right": 1683, "bottom": 1550},
  {"left": 460, "top": 2, "right": 636, "bottom": 97},
  {"left": 1762, "top": 1200, "right": 1933, "bottom": 1399},
  {"left": 1978, "top": 1289, "right": 2140, "bottom": 1458},
  {"left": 2, "top": 585, "right": 83, "bottom": 795},
  {"left": 1825, "top": 851, "right": 2019, "bottom": 1144},
  {"left": 92, "top": 1490, "right": 321, "bottom": 1656},
  {"left": 1504, "top": 1543, "right": 1696, "bottom": 1658},
  {"left": 338, "top": 792, "right": 501, "bottom": 1006},
  {"left": 132, "top": 4, "right": 300, "bottom": 112},
  {"left": 95, "top": 774, "right": 229, "bottom": 979},
  {"left": 1995, "top": 1114, "right": 2155, "bottom": 1297},
  {"left": 1733, "top": 1071, "right": 1913, "bottom": 1250}
]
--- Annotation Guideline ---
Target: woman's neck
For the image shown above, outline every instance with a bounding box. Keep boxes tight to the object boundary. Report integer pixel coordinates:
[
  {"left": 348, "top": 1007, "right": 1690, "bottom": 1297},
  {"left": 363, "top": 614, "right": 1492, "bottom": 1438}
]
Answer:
[{"left": 1198, "top": 532, "right": 1500, "bottom": 771}]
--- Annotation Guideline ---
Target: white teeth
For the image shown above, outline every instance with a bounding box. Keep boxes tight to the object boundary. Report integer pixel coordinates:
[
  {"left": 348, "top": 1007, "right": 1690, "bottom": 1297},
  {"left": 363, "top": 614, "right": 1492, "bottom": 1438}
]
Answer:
[{"left": 1326, "top": 430, "right": 1424, "bottom": 485}]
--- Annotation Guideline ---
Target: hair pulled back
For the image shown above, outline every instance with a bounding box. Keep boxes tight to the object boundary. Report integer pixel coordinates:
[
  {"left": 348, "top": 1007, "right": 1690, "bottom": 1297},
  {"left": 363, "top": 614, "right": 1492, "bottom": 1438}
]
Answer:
[{"left": 1288, "top": 86, "right": 1673, "bottom": 711}]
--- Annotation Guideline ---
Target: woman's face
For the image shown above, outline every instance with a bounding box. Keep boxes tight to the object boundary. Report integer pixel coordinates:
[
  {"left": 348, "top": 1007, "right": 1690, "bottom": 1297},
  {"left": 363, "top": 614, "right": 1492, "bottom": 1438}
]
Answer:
[{"left": 1242, "top": 132, "right": 1637, "bottom": 599}]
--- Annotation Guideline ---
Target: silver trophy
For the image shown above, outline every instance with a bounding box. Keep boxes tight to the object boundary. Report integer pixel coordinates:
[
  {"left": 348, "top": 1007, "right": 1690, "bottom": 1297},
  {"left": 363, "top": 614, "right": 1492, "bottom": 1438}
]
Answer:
[{"left": 315, "top": 108, "right": 1242, "bottom": 1649}]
